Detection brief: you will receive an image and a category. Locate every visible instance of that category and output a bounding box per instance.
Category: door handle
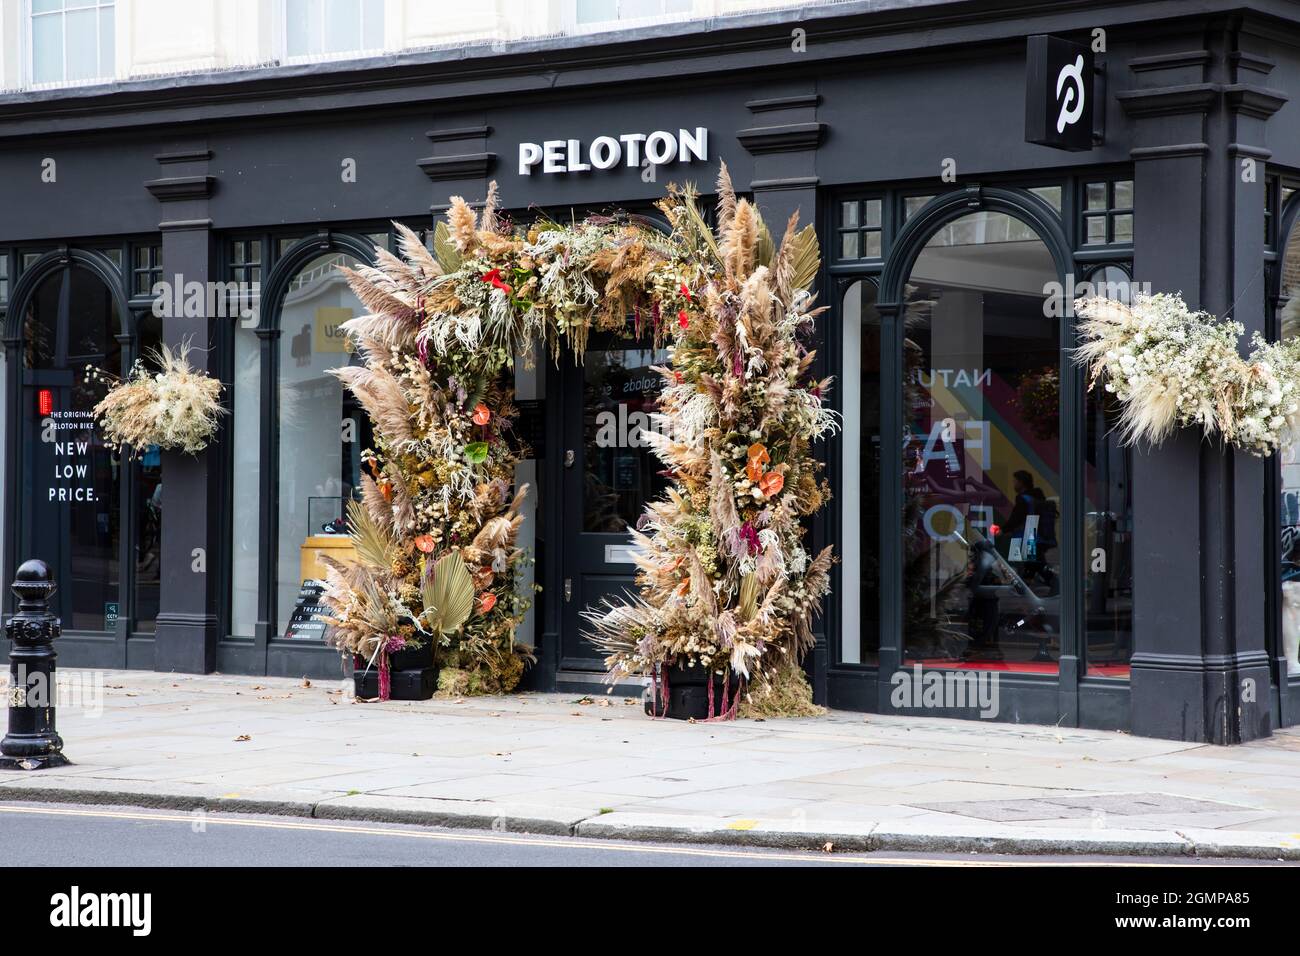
[564,578,572,602]
[564,449,575,468]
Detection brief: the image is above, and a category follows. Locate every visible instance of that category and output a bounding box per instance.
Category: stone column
[145,146,220,673]
[1119,24,1286,743]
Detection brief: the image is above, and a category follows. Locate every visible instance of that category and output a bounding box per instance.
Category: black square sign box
[1025,34,1094,152]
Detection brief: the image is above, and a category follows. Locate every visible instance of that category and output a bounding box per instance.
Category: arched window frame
[242,230,379,652]
[871,186,1077,695]
[2,247,140,640]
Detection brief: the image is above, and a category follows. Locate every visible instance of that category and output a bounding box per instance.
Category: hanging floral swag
[85,341,225,456]
[324,164,837,714]
[1075,293,1300,455]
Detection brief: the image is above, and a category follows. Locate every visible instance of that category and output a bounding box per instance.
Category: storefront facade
[1,0,1298,743]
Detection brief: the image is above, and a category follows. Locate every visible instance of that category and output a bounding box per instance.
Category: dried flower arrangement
[1075,293,1300,455]
[86,342,225,455]
[325,166,836,715]
[583,168,837,718]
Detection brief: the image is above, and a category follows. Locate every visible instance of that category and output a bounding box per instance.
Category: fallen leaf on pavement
[234,735,251,742]
[302,678,312,688]
[822,842,834,853]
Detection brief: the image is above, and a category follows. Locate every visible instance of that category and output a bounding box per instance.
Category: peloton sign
[518,127,709,175]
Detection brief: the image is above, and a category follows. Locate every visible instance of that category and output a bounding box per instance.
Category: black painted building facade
[1,0,1299,744]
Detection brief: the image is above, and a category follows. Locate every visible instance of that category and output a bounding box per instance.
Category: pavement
[2,669,1300,860]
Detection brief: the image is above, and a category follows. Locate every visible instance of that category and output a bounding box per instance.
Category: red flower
[478,592,497,615]
[414,534,435,553]
[679,283,692,301]
[678,309,689,329]
[481,269,513,295]
[472,403,491,426]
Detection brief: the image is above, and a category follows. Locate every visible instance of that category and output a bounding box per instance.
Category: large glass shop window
[21,267,122,631]
[840,280,882,664]
[276,252,368,635]
[1082,266,1134,676]
[901,211,1061,672]
[1279,219,1300,679]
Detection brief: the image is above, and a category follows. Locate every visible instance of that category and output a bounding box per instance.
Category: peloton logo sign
[519,127,709,175]
[1025,35,1094,152]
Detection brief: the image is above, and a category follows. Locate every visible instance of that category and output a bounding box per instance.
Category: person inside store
[1006,469,1058,594]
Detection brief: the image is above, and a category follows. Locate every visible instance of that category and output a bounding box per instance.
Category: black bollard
[1,559,69,770]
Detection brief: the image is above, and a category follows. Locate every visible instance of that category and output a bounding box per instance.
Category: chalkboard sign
[283,579,331,641]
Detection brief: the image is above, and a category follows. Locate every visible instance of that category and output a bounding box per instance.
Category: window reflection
[840,280,881,665]
[276,251,367,635]
[902,211,1061,672]
[1083,267,1134,676]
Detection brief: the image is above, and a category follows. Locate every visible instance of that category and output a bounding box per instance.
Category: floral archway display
[322,167,836,716]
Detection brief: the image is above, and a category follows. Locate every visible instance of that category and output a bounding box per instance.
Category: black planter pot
[353,642,437,700]
[645,662,733,720]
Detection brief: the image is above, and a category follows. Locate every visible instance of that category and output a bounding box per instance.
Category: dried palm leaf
[347,498,395,571]
[432,220,462,273]
[421,551,475,636]
[787,223,821,293]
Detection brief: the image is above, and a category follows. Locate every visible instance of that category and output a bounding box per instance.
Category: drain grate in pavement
[911,792,1249,822]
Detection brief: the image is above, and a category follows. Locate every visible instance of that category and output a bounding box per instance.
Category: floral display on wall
[1075,292,1300,455]
[322,168,837,715]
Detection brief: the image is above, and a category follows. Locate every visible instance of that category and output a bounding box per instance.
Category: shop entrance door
[559,334,671,672]
[16,263,132,636]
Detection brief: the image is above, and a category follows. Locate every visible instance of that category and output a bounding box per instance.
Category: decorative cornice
[1128,50,1211,73]
[1230,50,1275,76]
[1130,650,1272,673]
[155,148,213,164]
[1224,84,1287,119]
[417,151,495,181]
[1228,142,1272,160]
[145,174,215,201]
[749,175,820,190]
[158,217,214,232]
[424,125,490,142]
[746,93,820,113]
[1116,83,1219,117]
[1130,142,1210,160]
[736,121,825,155]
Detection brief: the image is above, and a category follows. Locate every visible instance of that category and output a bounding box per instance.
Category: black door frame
[2,246,141,667]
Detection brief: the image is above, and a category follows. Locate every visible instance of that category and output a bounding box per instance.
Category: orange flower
[746,458,765,483]
[758,471,784,498]
[413,534,435,553]
[472,403,491,426]
[478,592,497,615]
[747,443,769,466]
[378,480,393,502]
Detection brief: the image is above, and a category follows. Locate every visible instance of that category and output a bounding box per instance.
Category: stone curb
[3,783,1299,860]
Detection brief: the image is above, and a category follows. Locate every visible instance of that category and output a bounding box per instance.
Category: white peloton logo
[1055,54,1086,133]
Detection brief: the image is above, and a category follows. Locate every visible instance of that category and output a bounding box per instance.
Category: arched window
[274,249,371,634]
[900,210,1062,672]
[13,257,128,632]
[228,235,377,645]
